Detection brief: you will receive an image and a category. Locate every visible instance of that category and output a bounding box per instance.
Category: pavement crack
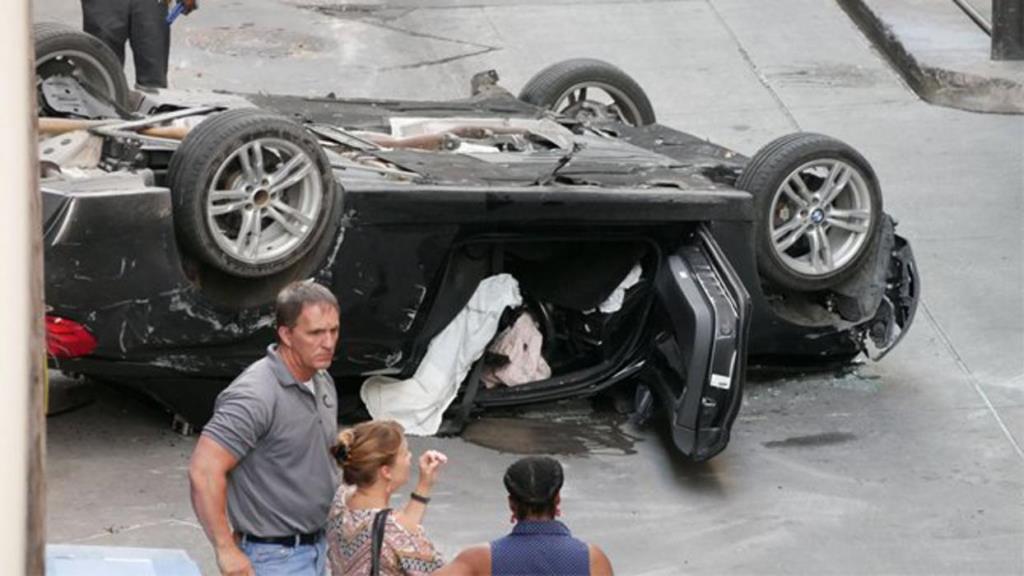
[705,0,801,132]
[381,46,500,70]
[920,300,1024,462]
[359,19,497,50]
[480,6,503,42]
[307,5,502,71]
[69,519,204,543]
[305,4,498,51]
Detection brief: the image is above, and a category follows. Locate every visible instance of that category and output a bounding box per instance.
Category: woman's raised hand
[417,450,448,489]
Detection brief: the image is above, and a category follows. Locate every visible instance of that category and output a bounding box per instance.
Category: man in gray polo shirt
[189,281,340,576]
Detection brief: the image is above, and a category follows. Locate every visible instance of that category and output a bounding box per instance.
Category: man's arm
[188,435,252,576]
[432,544,491,576]
[589,544,614,576]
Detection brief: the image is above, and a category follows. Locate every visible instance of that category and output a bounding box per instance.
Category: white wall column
[0,0,46,573]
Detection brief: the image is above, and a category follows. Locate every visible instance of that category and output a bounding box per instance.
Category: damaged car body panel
[41,64,918,461]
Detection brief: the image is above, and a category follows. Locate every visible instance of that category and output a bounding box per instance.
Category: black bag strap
[370,508,391,576]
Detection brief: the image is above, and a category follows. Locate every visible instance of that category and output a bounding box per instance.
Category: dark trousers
[82,0,170,88]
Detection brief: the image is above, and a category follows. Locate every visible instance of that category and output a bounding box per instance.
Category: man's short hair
[504,456,564,519]
[275,281,339,329]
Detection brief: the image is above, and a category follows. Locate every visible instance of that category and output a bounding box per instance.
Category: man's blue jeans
[240,536,327,576]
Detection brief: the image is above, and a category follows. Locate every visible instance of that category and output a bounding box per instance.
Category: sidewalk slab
[839,0,1024,113]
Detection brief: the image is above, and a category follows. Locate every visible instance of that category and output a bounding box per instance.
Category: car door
[651,225,751,461]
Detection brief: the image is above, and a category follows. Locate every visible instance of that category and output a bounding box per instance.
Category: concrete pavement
[34,0,1023,574]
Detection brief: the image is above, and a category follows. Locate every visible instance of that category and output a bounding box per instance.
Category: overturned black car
[38,24,917,461]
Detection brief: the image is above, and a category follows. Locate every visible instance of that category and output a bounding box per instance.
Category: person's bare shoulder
[433,544,491,576]
[589,543,613,576]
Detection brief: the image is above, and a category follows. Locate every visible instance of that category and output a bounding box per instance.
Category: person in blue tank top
[437,456,613,576]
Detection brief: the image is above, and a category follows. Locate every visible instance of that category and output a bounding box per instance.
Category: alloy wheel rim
[206,138,323,265]
[553,81,644,125]
[768,158,873,278]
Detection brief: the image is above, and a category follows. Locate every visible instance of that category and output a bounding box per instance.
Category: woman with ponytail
[326,420,448,575]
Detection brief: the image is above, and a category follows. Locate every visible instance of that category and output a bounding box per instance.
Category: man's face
[278,303,340,373]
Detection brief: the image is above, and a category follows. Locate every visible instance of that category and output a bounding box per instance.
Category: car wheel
[34,22,129,110]
[168,108,341,278]
[518,58,656,126]
[736,133,883,292]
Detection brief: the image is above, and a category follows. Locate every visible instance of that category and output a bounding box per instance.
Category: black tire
[34,22,129,109]
[519,58,656,126]
[167,108,341,278]
[736,133,883,292]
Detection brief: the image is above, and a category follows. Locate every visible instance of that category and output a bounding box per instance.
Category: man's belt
[238,529,324,547]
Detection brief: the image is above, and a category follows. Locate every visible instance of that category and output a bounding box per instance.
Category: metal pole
[992,0,1024,60]
[953,0,993,35]
[0,0,45,572]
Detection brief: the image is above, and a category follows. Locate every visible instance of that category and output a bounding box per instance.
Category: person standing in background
[81,0,196,90]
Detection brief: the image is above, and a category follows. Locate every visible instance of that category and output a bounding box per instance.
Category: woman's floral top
[326,486,445,576]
